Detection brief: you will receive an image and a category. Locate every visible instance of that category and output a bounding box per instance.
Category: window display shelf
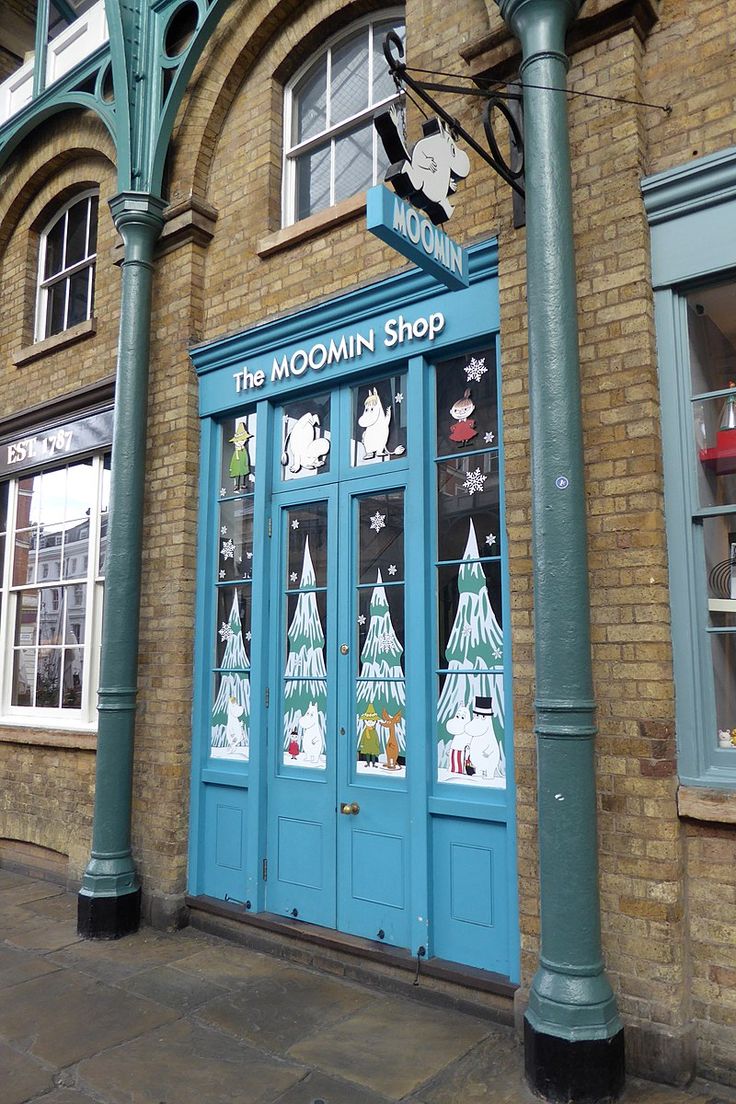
[709,598,736,613]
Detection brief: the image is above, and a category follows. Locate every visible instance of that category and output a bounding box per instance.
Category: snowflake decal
[369,511,386,533]
[465,356,488,383]
[387,564,397,576]
[463,468,486,495]
[246,551,253,559]
[358,614,366,626]
[218,622,233,642]
[219,570,226,580]
[378,633,395,650]
[245,631,252,642]
[220,488,227,497]
[484,431,495,445]
[290,572,298,583]
[394,393,404,404]
[492,647,502,659]
[461,625,473,640]
[485,533,497,548]
[291,519,300,530]
[221,539,236,560]
[220,525,228,536]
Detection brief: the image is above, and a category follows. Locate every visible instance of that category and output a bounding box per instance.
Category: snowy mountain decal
[211,593,250,760]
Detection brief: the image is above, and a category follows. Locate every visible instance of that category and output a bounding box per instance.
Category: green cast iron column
[77,192,165,939]
[494,0,625,1099]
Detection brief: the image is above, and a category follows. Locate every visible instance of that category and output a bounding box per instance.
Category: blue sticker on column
[555,476,569,489]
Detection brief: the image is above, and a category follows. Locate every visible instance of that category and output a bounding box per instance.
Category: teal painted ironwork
[494,0,622,1046]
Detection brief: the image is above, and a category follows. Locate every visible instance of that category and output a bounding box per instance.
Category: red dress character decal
[449,389,478,447]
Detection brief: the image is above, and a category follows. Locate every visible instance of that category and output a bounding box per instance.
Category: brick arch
[166,0,403,204]
[0,113,115,261]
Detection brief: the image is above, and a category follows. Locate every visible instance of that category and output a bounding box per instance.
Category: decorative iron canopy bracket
[383,32,525,224]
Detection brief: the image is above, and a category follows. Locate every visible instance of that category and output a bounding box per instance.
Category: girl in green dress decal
[358,702,381,767]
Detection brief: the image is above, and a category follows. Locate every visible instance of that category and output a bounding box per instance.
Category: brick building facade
[1,0,735,1091]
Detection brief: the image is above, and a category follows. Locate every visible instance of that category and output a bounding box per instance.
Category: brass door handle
[340,802,360,815]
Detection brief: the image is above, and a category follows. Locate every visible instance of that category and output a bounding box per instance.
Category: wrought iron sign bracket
[383,32,526,227]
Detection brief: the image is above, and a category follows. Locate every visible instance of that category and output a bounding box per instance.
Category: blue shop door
[265,469,412,950]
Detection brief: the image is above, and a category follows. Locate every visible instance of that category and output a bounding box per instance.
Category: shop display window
[0,452,108,721]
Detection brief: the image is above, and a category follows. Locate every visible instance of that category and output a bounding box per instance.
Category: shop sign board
[367,185,469,291]
[0,408,114,478]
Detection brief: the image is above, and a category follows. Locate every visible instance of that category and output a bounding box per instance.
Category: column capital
[495,0,583,61]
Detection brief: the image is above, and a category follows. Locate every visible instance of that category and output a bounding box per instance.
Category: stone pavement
[1,869,735,1104]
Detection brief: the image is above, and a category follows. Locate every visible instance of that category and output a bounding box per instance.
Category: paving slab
[197,964,376,1055]
[47,926,207,982]
[0,879,65,906]
[288,993,493,1099]
[25,891,78,922]
[77,1017,306,1104]
[28,1093,98,1104]
[0,1041,55,1104]
[0,870,34,890]
[0,967,179,1066]
[119,961,228,1011]
[169,942,298,988]
[4,917,82,953]
[272,1068,394,1104]
[408,1026,524,1103]
[0,943,61,990]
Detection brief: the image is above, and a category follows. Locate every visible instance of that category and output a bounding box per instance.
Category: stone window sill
[0,724,96,752]
[257,194,367,258]
[13,318,97,368]
[677,785,736,825]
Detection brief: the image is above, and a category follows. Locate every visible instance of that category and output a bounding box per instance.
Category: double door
[266,466,418,948]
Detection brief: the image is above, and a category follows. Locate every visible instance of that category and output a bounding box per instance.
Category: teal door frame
[188,239,520,980]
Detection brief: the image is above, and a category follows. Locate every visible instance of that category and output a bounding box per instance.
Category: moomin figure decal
[211,594,250,760]
[437,520,505,787]
[358,388,406,462]
[282,411,330,476]
[282,536,327,770]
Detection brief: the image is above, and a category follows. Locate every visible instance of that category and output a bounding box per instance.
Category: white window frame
[282,10,405,228]
[0,453,108,730]
[35,189,99,342]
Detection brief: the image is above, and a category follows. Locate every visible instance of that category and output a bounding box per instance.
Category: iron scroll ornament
[381,30,525,204]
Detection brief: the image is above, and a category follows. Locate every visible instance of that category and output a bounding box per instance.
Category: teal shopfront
[188,239,519,982]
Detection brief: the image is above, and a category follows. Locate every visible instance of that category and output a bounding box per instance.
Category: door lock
[340,802,360,815]
[340,643,349,655]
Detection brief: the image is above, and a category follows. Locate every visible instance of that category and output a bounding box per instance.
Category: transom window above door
[282,11,405,226]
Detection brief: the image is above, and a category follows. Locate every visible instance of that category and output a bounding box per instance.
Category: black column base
[77,887,141,940]
[525,1017,625,1103]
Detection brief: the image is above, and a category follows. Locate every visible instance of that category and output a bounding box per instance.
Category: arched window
[283,12,405,226]
[35,190,99,341]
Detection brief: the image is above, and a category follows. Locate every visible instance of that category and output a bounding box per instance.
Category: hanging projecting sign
[367,110,470,290]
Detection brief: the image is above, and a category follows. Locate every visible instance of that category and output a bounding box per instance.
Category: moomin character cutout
[225,695,247,750]
[449,389,478,447]
[358,388,406,460]
[282,412,330,474]
[229,421,252,491]
[446,703,472,775]
[375,107,471,224]
[466,696,503,780]
[299,700,325,763]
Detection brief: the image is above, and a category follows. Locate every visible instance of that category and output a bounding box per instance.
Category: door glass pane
[437,672,506,787]
[437,558,503,673]
[330,29,368,125]
[220,413,257,494]
[212,588,251,760]
[436,346,497,457]
[351,374,407,466]
[358,492,403,583]
[356,681,406,775]
[281,394,331,480]
[287,503,328,587]
[283,679,327,769]
[333,121,373,204]
[437,459,500,563]
[219,497,254,582]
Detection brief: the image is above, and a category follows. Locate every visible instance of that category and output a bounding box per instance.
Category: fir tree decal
[437,520,505,786]
[211,593,250,759]
[283,536,327,768]
[356,570,406,774]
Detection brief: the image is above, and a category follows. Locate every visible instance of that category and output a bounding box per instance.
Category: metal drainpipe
[493,1,625,1100]
[77,192,165,939]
